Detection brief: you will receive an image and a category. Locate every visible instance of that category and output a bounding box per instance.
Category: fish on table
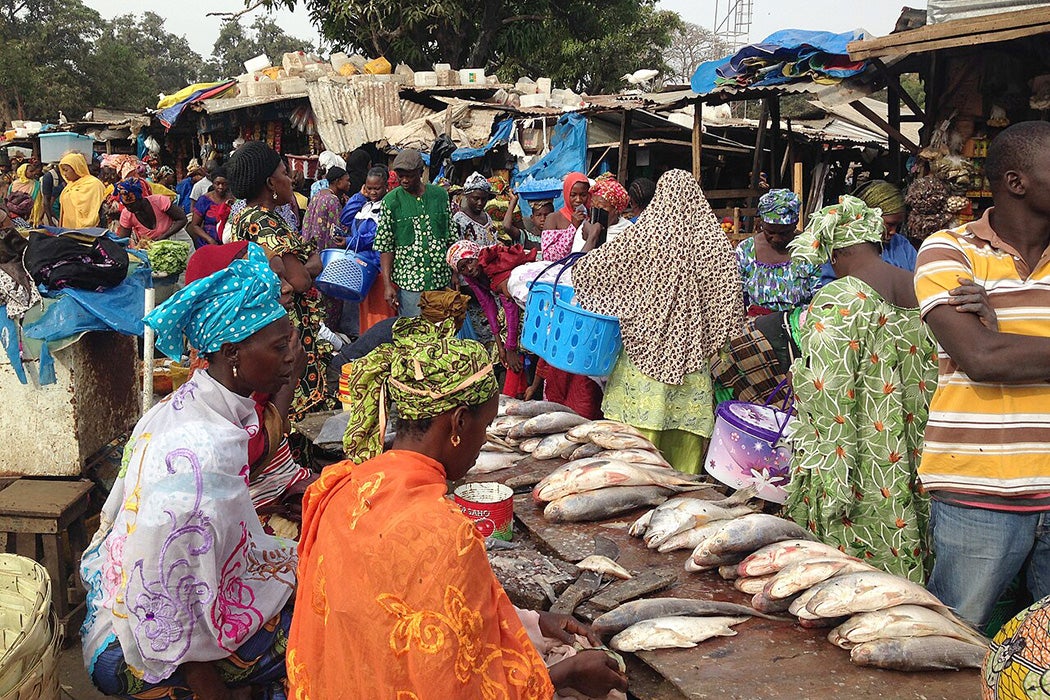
[736,539,854,578]
[828,604,988,649]
[508,412,588,439]
[693,514,814,565]
[609,615,752,652]
[849,635,987,671]
[543,485,675,522]
[589,431,660,451]
[576,555,632,580]
[506,400,577,417]
[470,452,522,474]
[591,597,774,638]
[567,420,646,443]
[534,461,710,503]
[532,433,575,460]
[800,570,951,620]
[763,557,875,601]
[643,491,757,549]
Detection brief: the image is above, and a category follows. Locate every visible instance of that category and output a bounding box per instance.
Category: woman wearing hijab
[453,172,500,246]
[58,153,106,228]
[80,243,297,699]
[573,170,745,474]
[115,178,190,245]
[289,317,628,699]
[820,180,917,284]
[542,172,592,260]
[784,195,937,583]
[737,189,823,316]
[6,162,46,225]
[572,176,632,251]
[228,141,334,421]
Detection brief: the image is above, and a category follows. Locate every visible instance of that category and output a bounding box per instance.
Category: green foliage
[205,16,313,80]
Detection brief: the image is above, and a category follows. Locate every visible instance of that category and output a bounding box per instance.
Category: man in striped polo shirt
[914,121,1050,627]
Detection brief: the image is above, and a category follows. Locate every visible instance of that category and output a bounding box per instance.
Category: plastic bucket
[704,400,796,503]
[315,248,379,302]
[454,482,514,540]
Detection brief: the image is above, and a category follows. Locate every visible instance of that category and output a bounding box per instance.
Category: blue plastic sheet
[452,119,515,162]
[512,113,589,213]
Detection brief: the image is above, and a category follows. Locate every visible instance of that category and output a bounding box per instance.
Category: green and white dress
[784,276,936,582]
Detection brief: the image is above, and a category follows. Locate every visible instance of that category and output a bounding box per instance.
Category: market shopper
[542,172,591,260]
[626,177,656,221]
[452,171,500,246]
[40,163,64,224]
[188,159,217,211]
[915,121,1050,627]
[186,167,231,247]
[302,165,350,250]
[784,195,936,583]
[820,179,917,283]
[289,317,628,698]
[6,162,45,226]
[573,169,745,473]
[57,152,106,228]
[227,140,334,421]
[737,189,823,315]
[341,166,393,334]
[375,148,453,317]
[573,176,633,250]
[80,243,297,699]
[114,178,190,244]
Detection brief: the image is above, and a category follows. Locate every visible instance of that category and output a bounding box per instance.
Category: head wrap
[591,177,630,215]
[325,166,347,184]
[59,153,91,184]
[227,141,284,200]
[185,241,249,284]
[187,158,201,173]
[318,150,346,173]
[144,242,287,359]
[572,169,744,385]
[853,180,904,216]
[559,172,590,221]
[462,172,494,196]
[789,195,885,265]
[341,317,498,462]
[114,178,144,200]
[488,175,510,196]
[419,290,470,327]
[59,153,106,228]
[757,189,801,225]
[446,239,482,270]
[478,244,538,291]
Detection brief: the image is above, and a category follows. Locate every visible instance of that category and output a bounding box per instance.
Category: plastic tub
[315,248,380,302]
[243,54,270,73]
[454,482,513,540]
[38,133,94,163]
[705,400,796,503]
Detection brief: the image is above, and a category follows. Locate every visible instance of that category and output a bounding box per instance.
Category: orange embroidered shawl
[287,450,554,699]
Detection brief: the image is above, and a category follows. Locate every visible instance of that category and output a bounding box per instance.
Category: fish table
[465,458,982,700]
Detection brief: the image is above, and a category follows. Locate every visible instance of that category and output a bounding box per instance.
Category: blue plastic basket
[315,246,379,302]
[520,254,622,376]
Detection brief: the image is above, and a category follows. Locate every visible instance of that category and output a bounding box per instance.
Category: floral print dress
[736,236,824,312]
[233,206,335,419]
[785,276,936,582]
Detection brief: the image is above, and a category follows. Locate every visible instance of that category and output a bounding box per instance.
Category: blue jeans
[926,500,1050,628]
[398,289,422,318]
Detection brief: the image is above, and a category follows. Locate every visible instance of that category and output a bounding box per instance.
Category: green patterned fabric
[789,194,885,266]
[784,276,937,582]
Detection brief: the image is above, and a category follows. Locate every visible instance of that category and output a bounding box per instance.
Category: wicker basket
[0,555,58,700]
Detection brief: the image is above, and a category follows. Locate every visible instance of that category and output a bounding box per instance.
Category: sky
[81,0,923,59]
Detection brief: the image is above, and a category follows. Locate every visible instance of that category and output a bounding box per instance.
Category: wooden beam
[868,24,1050,60]
[617,110,631,183]
[848,6,1050,59]
[888,88,902,182]
[692,103,702,181]
[871,58,926,123]
[793,161,805,229]
[849,99,920,154]
[705,188,764,200]
[749,101,769,205]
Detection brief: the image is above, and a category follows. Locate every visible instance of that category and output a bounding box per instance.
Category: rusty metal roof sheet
[307,80,405,153]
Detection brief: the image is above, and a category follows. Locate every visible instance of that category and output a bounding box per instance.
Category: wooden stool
[0,479,94,635]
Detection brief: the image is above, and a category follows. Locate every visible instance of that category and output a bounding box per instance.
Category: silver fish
[686,539,746,572]
[804,571,947,619]
[628,509,654,537]
[533,433,575,460]
[543,486,674,522]
[645,491,757,549]
[592,598,772,638]
[506,400,577,417]
[610,616,750,652]
[567,420,645,443]
[482,442,518,454]
[701,514,815,560]
[849,636,987,671]
[737,539,852,578]
[656,521,727,553]
[487,415,527,437]
[518,437,544,454]
[590,431,659,451]
[534,461,709,503]
[735,575,774,595]
[569,443,604,460]
[470,452,521,474]
[829,605,987,648]
[593,449,671,469]
[576,555,632,580]
[498,395,524,415]
[764,558,875,601]
[509,412,589,439]
[752,590,799,614]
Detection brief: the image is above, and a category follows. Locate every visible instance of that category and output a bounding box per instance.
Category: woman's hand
[949,276,998,331]
[329,234,347,249]
[570,206,587,229]
[548,650,628,697]
[504,348,524,374]
[537,610,600,646]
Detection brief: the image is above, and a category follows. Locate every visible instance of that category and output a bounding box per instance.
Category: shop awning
[848,6,1050,60]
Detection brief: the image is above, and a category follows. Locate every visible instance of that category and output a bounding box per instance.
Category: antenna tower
[713,0,753,51]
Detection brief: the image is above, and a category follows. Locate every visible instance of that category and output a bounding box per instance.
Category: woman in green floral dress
[226,141,335,421]
[785,195,937,582]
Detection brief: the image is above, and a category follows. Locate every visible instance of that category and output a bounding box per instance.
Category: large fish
[470,452,521,474]
[828,605,988,649]
[569,443,604,461]
[593,449,671,469]
[610,616,751,652]
[737,539,852,578]
[506,400,577,417]
[699,514,815,562]
[734,575,774,595]
[656,521,727,553]
[534,461,709,503]
[567,420,645,443]
[532,433,576,460]
[518,437,544,454]
[644,490,757,549]
[849,636,987,671]
[752,590,799,614]
[763,558,875,601]
[498,396,523,416]
[508,412,589,439]
[590,431,659,451]
[482,442,518,454]
[628,509,654,537]
[803,571,948,619]
[685,539,745,572]
[592,598,772,638]
[487,415,527,437]
[543,486,673,522]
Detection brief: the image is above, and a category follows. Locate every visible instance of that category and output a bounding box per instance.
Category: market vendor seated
[289,318,629,699]
[115,178,190,246]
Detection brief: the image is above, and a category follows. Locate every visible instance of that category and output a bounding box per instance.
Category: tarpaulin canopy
[451,118,514,161]
[511,112,588,212]
[156,81,237,129]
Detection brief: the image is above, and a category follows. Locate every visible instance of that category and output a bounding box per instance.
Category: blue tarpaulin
[691,29,868,95]
[452,118,515,162]
[512,113,588,213]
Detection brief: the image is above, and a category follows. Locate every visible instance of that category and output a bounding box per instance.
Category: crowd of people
[0,118,1045,698]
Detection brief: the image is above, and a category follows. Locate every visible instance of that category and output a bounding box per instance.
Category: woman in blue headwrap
[80,242,298,699]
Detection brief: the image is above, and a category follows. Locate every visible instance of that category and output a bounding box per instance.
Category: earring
[272,191,278,201]
[830,253,838,265]
[451,435,461,447]
[232,365,239,378]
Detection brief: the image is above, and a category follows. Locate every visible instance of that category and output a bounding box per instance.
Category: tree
[102,13,205,95]
[206,16,313,79]
[665,22,730,85]
[261,0,683,94]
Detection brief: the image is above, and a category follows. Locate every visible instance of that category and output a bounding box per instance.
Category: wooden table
[464,457,981,700]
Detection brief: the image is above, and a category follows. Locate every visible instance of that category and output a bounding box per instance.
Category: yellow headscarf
[58,153,106,228]
[8,165,46,225]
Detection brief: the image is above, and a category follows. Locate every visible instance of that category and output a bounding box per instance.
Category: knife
[550,535,620,615]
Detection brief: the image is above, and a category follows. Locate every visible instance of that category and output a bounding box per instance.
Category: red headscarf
[558,172,590,222]
[185,241,249,284]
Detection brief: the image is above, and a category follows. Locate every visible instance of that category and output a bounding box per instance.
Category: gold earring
[232,365,239,378]
[451,435,461,447]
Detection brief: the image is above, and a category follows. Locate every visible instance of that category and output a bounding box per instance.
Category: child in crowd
[502,194,553,251]
[340,166,393,335]
[452,172,500,246]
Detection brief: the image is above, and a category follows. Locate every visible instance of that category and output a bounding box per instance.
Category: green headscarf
[789,195,885,266]
[853,180,905,216]
[342,317,498,462]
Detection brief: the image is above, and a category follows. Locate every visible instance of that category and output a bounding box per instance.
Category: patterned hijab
[757,189,801,225]
[789,194,885,265]
[342,317,498,462]
[591,176,630,215]
[572,169,744,385]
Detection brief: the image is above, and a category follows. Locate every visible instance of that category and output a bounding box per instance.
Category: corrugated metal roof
[201,92,308,115]
[307,80,406,153]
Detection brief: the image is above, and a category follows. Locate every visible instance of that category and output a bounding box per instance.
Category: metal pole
[141,285,155,415]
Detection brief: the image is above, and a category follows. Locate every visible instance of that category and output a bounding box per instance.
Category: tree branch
[501,14,548,25]
[206,0,266,20]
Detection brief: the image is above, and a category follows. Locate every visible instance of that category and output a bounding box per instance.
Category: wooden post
[617,109,632,183]
[793,161,805,229]
[692,101,703,181]
[768,97,781,188]
[888,88,902,182]
[749,101,769,206]
[733,207,740,236]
